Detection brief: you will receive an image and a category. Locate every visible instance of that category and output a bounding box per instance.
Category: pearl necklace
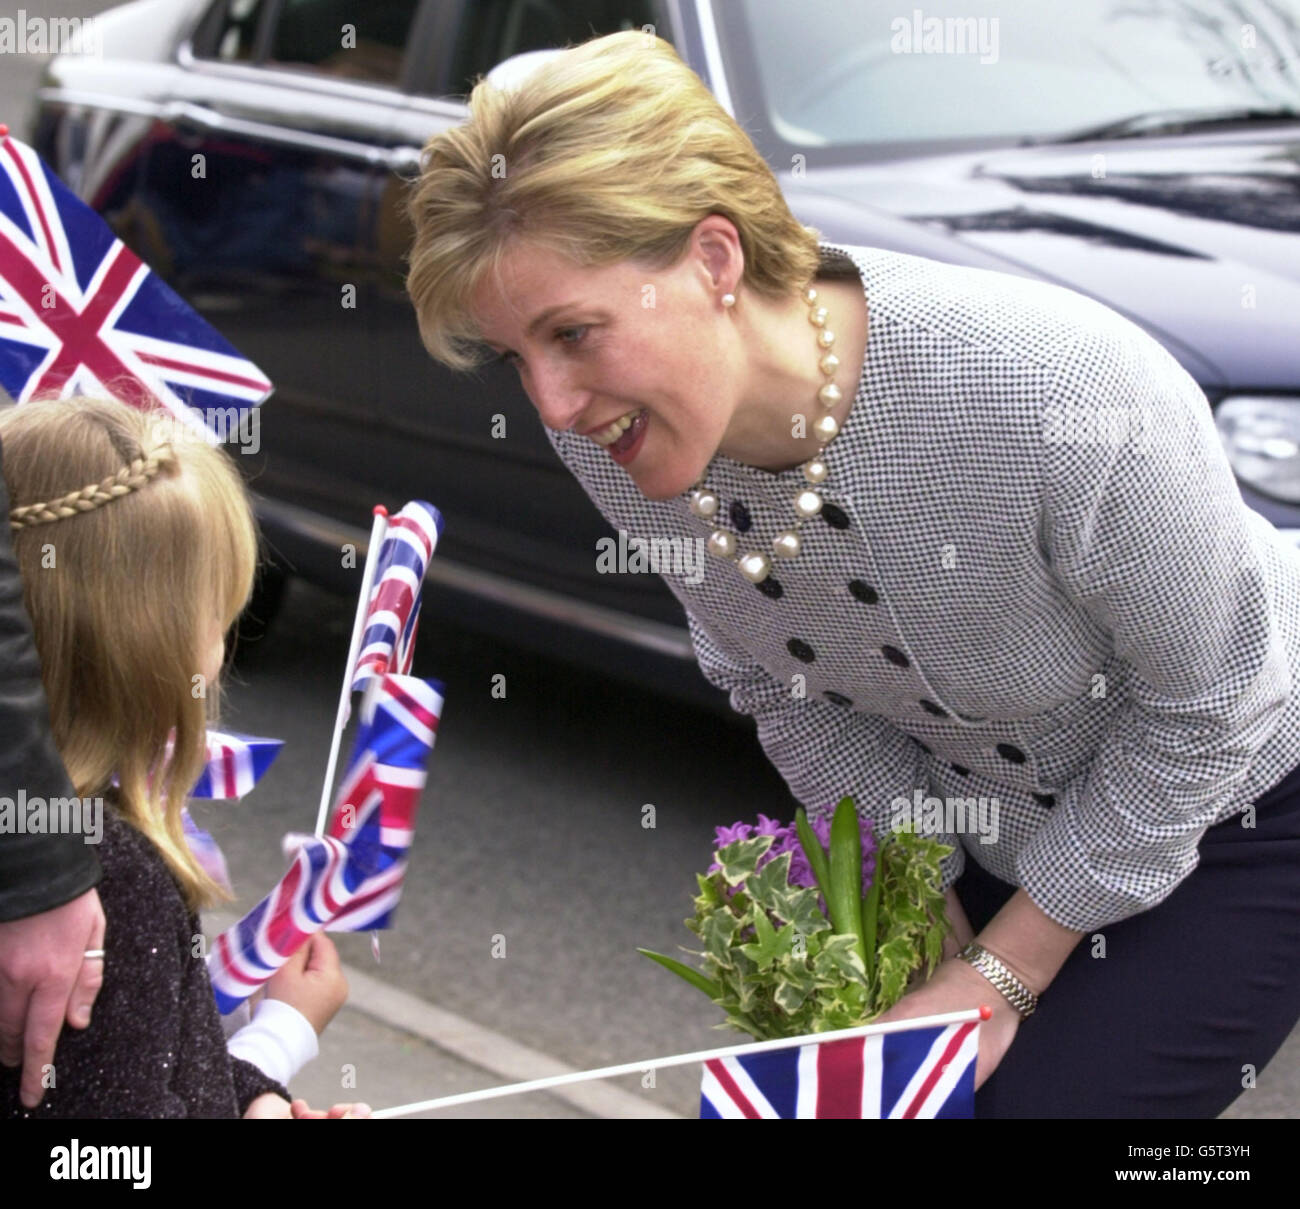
[687,283,845,586]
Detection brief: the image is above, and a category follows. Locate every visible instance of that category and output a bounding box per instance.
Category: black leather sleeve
[0,437,101,922]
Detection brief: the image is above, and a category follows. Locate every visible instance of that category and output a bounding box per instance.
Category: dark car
[28,0,1300,703]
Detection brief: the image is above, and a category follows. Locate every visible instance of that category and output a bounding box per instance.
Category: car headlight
[1214,396,1300,504]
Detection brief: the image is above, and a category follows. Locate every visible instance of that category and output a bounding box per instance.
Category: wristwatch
[957,941,1039,1020]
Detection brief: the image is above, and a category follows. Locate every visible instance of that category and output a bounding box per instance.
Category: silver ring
[83,949,105,959]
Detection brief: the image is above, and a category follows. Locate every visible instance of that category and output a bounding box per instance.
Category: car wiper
[1020,105,1300,146]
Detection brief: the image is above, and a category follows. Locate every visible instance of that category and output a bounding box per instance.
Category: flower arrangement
[639,797,953,1040]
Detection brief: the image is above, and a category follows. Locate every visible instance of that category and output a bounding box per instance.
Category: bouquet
[640,796,953,1040]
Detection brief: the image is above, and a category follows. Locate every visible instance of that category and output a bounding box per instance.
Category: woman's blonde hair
[405,29,822,372]
[0,393,258,910]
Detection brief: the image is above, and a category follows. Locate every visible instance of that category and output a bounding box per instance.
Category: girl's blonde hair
[0,394,258,910]
[405,29,822,372]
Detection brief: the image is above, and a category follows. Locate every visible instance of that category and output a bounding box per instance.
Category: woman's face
[469,235,741,501]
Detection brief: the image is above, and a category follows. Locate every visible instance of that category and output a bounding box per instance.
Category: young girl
[0,393,362,1119]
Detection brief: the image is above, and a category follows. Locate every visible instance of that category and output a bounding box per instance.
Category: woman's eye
[556,326,587,347]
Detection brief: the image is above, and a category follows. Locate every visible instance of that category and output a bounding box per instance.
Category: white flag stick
[314,505,390,838]
[369,1006,988,1118]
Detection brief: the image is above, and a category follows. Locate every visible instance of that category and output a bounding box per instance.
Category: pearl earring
[721,292,736,308]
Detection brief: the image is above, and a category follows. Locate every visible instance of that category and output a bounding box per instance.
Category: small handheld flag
[189,730,283,799]
[207,674,442,1013]
[0,126,271,434]
[350,500,443,692]
[315,499,443,837]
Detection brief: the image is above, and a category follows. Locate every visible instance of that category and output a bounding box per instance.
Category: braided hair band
[9,444,179,531]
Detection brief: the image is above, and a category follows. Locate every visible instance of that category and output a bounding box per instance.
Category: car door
[124,0,432,533]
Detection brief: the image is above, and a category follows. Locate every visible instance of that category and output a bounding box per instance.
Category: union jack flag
[207,674,442,1014]
[350,501,443,692]
[0,128,271,434]
[700,1019,979,1118]
[190,730,283,799]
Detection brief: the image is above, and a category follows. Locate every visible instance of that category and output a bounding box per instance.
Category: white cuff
[226,998,320,1087]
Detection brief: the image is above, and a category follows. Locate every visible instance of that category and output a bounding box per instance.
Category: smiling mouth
[588,408,644,447]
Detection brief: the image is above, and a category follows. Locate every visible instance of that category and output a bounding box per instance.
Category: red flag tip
[979,1004,993,1020]
[372,504,389,517]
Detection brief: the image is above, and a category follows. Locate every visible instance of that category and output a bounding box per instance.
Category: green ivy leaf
[716,836,774,887]
[739,907,795,972]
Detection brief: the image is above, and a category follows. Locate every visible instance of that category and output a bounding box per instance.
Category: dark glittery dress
[1,795,289,1118]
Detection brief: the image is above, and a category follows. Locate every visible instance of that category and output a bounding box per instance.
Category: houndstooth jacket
[545,241,1300,933]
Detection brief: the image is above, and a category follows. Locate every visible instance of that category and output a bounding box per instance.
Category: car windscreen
[716,0,1300,160]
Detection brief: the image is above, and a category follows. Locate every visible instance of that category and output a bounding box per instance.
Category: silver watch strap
[957,941,1039,1019]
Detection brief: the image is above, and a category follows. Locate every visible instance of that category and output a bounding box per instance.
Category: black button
[881,645,909,668]
[848,579,878,604]
[755,577,783,599]
[951,764,970,776]
[824,691,853,707]
[787,638,816,663]
[996,743,1027,764]
[1032,793,1056,808]
[729,500,752,533]
[821,503,850,530]
[919,699,948,717]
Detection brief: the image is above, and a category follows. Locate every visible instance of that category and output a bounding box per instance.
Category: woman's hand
[940,886,976,961]
[264,933,347,1035]
[875,957,1019,1090]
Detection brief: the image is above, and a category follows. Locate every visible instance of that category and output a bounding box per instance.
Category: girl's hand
[264,933,348,1035]
[875,957,1019,1090]
[940,886,976,961]
[289,1097,371,1119]
[243,1093,294,1119]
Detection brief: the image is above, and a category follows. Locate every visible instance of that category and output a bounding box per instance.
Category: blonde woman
[405,31,1300,1118]
[0,396,359,1119]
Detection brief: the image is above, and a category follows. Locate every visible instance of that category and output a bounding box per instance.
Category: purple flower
[708,811,876,898]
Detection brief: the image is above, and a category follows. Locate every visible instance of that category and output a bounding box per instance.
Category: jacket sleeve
[1016,322,1292,932]
[683,606,966,890]
[0,442,101,922]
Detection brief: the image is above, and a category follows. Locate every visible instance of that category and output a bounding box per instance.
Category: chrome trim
[36,87,167,121]
[253,494,696,661]
[38,87,415,171]
[695,0,734,116]
[176,36,423,108]
[177,35,468,119]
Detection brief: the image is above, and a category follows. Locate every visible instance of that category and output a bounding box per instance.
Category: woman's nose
[523,360,589,433]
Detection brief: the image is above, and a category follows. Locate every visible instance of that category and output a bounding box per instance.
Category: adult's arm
[0,438,101,919]
[0,440,104,1105]
[1016,320,1292,937]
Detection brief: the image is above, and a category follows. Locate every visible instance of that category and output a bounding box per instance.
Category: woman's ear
[690,214,744,295]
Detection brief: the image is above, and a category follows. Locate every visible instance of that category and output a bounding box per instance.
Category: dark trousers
[957,759,1300,1118]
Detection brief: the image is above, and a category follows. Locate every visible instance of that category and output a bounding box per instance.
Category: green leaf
[861,846,882,982]
[745,852,794,915]
[775,977,814,1015]
[739,907,795,972]
[828,797,867,967]
[636,948,721,1000]
[716,836,774,887]
[699,910,739,966]
[795,808,833,901]
[772,885,832,937]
